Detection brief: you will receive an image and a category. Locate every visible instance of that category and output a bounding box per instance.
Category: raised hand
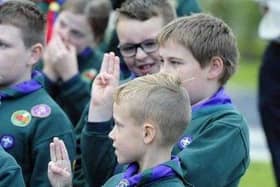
[48,137,72,187]
[44,34,78,82]
[88,52,120,122]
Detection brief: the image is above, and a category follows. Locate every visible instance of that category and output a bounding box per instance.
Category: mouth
[137,63,155,74]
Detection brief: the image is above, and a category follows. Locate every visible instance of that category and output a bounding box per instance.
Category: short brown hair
[0,0,45,48]
[157,13,239,85]
[62,0,112,44]
[114,73,191,147]
[117,0,176,25]
[85,0,112,44]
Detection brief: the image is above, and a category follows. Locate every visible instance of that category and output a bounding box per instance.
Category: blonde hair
[114,73,191,146]
[157,13,239,85]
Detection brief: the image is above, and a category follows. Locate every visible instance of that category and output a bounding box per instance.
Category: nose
[108,126,116,140]
[57,27,70,42]
[135,46,148,60]
[160,61,171,73]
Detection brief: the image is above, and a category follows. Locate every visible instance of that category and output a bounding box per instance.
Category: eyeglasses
[118,39,159,57]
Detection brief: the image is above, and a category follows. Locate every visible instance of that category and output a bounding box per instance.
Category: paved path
[228,87,271,161]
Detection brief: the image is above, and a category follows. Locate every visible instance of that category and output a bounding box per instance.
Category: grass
[227,58,261,90]
[240,161,276,187]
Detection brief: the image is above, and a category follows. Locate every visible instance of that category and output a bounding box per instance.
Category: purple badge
[31,104,51,118]
[0,135,15,150]
[178,136,193,150]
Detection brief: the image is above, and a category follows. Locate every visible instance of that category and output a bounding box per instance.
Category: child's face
[53,11,94,53]
[109,103,145,164]
[117,16,163,76]
[0,24,31,89]
[159,40,210,105]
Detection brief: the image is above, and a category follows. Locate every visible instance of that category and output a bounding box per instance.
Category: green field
[227,58,261,90]
[240,161,276,187]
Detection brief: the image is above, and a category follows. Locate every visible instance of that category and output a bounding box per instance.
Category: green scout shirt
[80,102,249,187]
[0,72,76,187]
[103,158,191,187]
[43,47,103,125]
[0,146,25,187]
[173,104,250,187]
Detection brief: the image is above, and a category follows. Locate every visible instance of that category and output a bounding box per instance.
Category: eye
[0,42,9,49]
[70,30,85,38]
[170,60,181,65]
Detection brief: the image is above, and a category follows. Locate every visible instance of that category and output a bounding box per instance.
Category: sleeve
[81,120,117,187]
[176,0,201,17]
[30,108,76,187]
[0,150,26,187]
[176,114,250,187]
[57,74,92,125]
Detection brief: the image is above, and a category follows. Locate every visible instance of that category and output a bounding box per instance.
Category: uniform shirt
[0,146,25,187]
[0,71,76,187]
[80,87,249,187]
[43,47,103,125]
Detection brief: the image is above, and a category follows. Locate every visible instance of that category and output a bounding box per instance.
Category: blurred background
[197,0,274,186]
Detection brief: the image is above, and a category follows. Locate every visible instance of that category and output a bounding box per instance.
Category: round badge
[11,110,32,127]
[117,179,130,187]
[0,135,15,150]
[31,104,51,118]
[82,69,97,82]
[178,136,193,150]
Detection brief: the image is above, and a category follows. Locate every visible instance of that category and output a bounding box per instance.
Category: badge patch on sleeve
[31,104,51,118]
[82,69,97,82]
[178,136,193,150]
[0,135,15,150]
[11,110,32,127]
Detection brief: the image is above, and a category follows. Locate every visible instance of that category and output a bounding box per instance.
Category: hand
[88,52,120,122]
[46,35,79,81]
[48,137,72,187]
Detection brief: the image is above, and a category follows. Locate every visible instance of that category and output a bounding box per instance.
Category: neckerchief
[0,71,43,100]
[191,87,232,112]
[116,156,179,187]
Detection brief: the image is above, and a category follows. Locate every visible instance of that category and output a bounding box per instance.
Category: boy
[48,71,193,187]
[73,0,177,186]
[0,146,25,186]
[81,13,250,187]
[42,0,107,124]
[0,1,75,186]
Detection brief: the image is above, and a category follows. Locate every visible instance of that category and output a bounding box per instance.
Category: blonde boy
[48,72,192,187]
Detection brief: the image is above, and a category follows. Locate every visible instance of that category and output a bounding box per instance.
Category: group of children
[0,0,249,187]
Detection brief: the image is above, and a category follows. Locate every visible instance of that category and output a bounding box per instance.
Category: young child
[48,70,192,187]
[72,0,177,186]
[80,13,250,187]
[0,146,25,186]
[42,0,108,124]
[0,1,75,186]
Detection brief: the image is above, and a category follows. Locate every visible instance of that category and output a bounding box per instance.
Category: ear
[207,56,224,80]
[27,43,43,66]
[142,123,156,144]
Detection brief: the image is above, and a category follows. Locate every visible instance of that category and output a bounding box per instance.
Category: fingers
[113,56,120,80]
[50,142,56,162]
[54,137,62,161]
[100,52,120,76]
[59,139,70,161]
[100,53,109,73]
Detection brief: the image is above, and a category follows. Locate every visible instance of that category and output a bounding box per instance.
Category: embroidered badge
[31,104,51,118]
[0,135,15,150]
[11,110,32,127]
[82,69,97,82]
[178,136,193,150]
[117,179,130,187]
